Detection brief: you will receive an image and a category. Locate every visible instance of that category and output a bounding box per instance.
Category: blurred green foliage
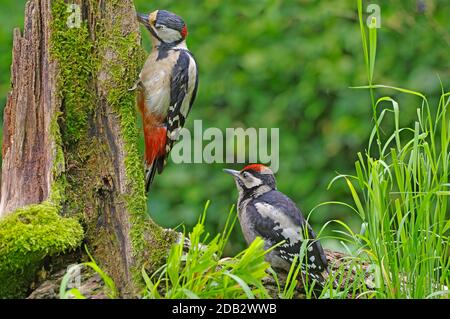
[1,0,449,254]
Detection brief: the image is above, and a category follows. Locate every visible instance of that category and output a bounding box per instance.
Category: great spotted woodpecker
[224,164,330,286]
[136,10,198,192]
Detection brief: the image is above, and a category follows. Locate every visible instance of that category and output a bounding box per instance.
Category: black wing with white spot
[305,223,329,272]
[248,190,329,281]
[159,49,198,173]
[246,202,287,245]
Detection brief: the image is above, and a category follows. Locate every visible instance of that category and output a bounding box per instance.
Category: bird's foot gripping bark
[128,78,143,91]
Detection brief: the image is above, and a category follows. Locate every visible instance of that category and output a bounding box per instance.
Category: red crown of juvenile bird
[241,164,272,174]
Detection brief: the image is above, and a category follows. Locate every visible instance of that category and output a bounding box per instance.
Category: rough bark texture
[0,0,58,216]
[0,0,173,298]
[27,265,108,299]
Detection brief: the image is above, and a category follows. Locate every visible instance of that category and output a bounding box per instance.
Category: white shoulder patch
[179,53,197,117]
[254,202,303,244]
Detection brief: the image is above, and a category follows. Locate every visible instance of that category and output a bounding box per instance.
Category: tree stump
[0,0,58,216]
[0,0,174,298]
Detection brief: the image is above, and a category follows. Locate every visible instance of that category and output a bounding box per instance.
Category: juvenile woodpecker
[224,164,330,286]
[136,10,198,192]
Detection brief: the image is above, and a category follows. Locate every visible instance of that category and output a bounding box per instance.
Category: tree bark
[0,0,173,298]
[0,0,58,216]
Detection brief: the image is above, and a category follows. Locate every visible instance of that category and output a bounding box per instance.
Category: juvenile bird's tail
[309,268,338,292]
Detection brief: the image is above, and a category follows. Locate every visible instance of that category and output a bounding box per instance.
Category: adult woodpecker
[224,164,330,286]
[136,10,198,192]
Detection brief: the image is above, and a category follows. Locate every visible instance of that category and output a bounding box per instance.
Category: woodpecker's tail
[145,161,158,193]
[305,269,325,287]
[145,157,166,193]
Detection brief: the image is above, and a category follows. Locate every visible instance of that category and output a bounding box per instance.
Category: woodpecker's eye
[155,24,166,30]
[242,172,250,179]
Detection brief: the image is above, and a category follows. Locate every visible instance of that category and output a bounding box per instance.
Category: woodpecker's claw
[128,79,142,91]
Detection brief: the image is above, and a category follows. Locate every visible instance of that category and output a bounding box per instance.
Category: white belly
[139,49,180,117]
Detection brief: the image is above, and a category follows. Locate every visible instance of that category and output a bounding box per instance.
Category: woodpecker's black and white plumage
[136,10,198,192]
[224,164,330,286]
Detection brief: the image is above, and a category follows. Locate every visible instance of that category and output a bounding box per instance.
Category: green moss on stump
[50,0,97,220]
[51,0,95,146]
[0,203,83,298]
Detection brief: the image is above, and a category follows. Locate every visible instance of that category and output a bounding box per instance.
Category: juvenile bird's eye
[242,172,249,178]
[155,24,165,30]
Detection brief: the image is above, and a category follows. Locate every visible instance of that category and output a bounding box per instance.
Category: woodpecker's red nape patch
[242,164,268,173]
[181,24,188,38]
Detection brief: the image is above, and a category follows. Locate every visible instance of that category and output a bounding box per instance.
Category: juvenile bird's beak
[137,13,151,28]
[223,169,240,178]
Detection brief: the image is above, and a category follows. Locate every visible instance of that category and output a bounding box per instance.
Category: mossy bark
[0,0,175,298]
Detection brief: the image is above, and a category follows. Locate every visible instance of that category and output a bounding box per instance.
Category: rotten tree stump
[0,0,173,298]
[0,0,58,216]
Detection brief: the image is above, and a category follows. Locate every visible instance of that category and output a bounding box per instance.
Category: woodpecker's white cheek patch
[242,176,263,189]
[157,27,182,43]
[254,202,303,244]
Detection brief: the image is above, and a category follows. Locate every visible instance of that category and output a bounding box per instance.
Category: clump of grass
[309,0,450,299]
[141,202,272,299]
[58,203,276,299]
[320,86,450,299]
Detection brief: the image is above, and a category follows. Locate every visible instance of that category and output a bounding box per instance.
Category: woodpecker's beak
[223,169,240,178]
[137,13,151,28]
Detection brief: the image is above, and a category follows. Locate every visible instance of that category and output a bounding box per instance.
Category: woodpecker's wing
[159,49,198,172]
[249,190,328,275]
